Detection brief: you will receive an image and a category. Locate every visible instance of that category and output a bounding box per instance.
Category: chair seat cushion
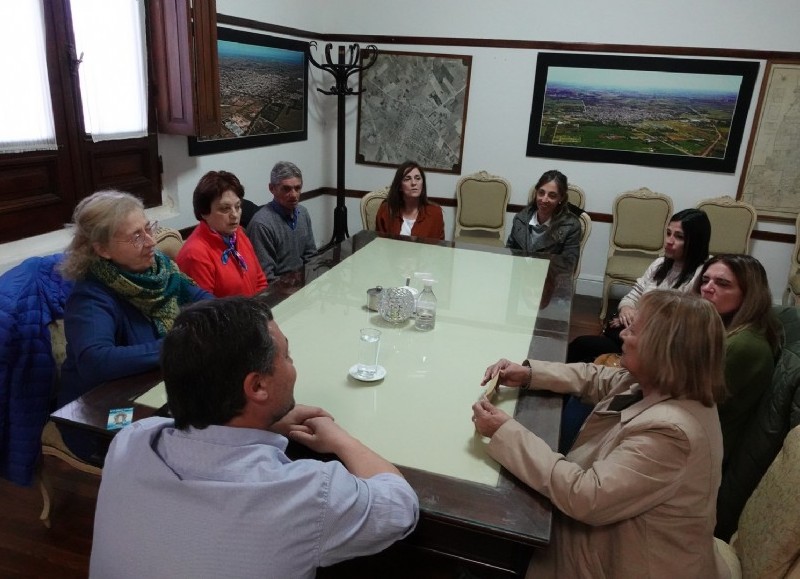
[605,254,655,283]
[735,425,800,579]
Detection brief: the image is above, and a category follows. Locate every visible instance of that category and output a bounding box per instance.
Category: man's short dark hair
[161,297,276,429]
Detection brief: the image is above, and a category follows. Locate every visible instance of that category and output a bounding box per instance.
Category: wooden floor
[0,295,603,579]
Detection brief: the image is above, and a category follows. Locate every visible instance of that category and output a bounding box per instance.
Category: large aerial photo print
[212,40,305,139]
[527,53,759,172]
[540,68,742,159]
[189,27,308,156]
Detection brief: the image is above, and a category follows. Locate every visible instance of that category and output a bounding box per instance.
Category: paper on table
[133,381,167,409]
[481,373,500,400]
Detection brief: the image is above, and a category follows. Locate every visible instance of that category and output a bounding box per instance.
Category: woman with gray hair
[473,290,728,578]
[58,190,212,463]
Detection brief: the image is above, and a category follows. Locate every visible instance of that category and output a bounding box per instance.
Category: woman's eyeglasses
[115,221,158,249]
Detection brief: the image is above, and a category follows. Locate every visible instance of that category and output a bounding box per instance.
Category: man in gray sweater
[247,161,317,282]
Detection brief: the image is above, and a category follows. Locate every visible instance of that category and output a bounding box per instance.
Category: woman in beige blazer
[473,290,730,579]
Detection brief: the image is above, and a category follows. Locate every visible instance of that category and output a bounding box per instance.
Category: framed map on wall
[738,60,800,220]
[356,50,472,174]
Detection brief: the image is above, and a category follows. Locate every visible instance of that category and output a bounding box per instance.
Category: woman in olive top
[695,253,781,467]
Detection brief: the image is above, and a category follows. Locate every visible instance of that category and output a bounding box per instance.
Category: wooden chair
[599,188,673,321]
[715,424,800,579]
[38,319,102,528]
[360,186,390,231]
[454,170,511,247]
[696,195,757,255]
[574,211,592,292]
[153,226,184,260]
[39,420,102,528]
[784,212,800,305]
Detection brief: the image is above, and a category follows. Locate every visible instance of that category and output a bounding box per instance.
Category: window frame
[0,0,160,244]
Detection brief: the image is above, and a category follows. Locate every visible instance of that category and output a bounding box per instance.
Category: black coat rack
[308,42,378,251]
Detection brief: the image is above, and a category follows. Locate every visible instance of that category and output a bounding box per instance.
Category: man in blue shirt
[247,161,317,282]
[90,297,419,579]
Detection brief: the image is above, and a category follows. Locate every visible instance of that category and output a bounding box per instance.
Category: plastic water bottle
[415,280,437,331]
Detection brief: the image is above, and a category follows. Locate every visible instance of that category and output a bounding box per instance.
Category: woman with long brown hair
[375,161,444,239]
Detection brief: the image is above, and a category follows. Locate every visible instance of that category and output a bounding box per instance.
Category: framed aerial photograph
[188,27,308,156]
[356,50,472,174]
[737,60,800,221]
[526,52,760,173]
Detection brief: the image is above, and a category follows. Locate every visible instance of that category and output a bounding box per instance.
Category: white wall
[212,0,800,302]
[4,0,798,302]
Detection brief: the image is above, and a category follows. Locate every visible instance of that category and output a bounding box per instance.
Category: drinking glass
[356,328,381,379]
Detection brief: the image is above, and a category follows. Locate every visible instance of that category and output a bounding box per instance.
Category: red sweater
[375,202,445,240]
[176,221,267,297]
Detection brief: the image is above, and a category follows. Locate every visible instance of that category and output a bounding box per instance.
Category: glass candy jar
[378,287,415,323]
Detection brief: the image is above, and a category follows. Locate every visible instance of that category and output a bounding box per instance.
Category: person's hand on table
[286,416,354,455]
[472,397,512,438]
[288,416,402,478]
[270,404,332,437]
[481,358,529,389]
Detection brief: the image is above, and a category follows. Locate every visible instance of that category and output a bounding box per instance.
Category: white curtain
[0,1,58,153]
[70,0,148,141]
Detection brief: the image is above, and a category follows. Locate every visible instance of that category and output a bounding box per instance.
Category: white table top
[273,237,549,486]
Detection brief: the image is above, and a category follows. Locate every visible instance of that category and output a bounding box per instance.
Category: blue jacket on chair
[0,254,73,486]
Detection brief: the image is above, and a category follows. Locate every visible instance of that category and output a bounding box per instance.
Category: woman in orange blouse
[376,161,445,240]
[176,170,267,297]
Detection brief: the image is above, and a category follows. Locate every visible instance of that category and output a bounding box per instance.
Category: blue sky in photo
[218,40,304,65]
[547,66,742,95]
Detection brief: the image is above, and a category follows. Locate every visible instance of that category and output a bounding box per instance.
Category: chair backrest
[240,198,262,229]
[454,170,510,240]
[528,182,586,210]
[567,184,586,210]
[608,188,673,256]
[732,423,800,579]
[792,212,800,280]
[575,212,592,287]
[154,226,184,260]
[696,195,757,255]
[360,186,390,231]
[784,213,800,305]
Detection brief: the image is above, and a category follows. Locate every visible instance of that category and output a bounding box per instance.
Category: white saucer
[348,364,387,382]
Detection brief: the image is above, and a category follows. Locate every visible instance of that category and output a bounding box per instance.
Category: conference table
[51,230,574,577]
